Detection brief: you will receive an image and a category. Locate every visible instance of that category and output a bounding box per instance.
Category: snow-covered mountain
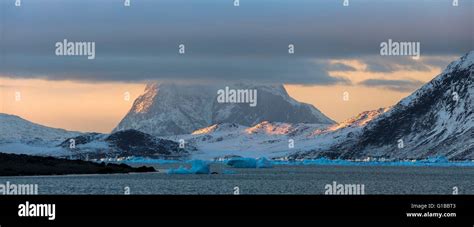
[170,111,384,160]
[0,113,82,155]
[58,129,193,159]
[113,82,335,136]
[0,113,192,159]
[172,122,324,159]
[0,113,81,145]
[292,51,474,160]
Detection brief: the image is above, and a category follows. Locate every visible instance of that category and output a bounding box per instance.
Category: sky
[0,0,473,132]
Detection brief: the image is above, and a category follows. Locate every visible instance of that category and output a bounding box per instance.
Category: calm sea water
[1,164,474,194]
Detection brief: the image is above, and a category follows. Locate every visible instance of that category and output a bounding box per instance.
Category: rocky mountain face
[113,83,334,136]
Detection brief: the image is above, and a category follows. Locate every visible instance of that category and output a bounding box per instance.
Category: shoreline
[0,153,156,177]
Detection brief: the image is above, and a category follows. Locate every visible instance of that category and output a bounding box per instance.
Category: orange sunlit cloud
[1,77,145,133]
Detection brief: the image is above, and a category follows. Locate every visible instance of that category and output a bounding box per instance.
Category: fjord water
[2,164,474,194]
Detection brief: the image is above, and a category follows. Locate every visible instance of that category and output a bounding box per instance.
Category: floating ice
[420,156,449,163]
[124,156,180,164]
[167,160,210,174]
[256,157,274,168]
[225,157,274,168]
[128,155,473,170]
[225,158,257,168]
[271,156,474,167]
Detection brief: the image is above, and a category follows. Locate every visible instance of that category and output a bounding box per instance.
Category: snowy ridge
[245,121,294,135]
[191,123,245,135]
[0,113,82,156]
[0,113,81,145]
[324,107,390,132]
[168,121,338,160]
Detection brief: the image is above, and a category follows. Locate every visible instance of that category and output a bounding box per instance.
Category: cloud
[360,55,459,73]
[325,63,357,72]
[0,56,351,85]
[366,59,430,73]
[0,0,471,83]
[358,79,425,92]
[421,56,460,69]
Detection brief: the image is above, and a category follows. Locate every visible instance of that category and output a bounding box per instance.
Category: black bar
[0,195,473,225]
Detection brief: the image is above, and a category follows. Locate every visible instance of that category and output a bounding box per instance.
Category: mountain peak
[449,50,474,71]
[114,82,334,136]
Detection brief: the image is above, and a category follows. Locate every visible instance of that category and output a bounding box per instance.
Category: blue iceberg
[270,156,474,167]
[256,157,274,168]
[225,157,274,168]
[225,158,257,168]
[419,156,449,163]
[167,160,210,174]
[124,156,180,164]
